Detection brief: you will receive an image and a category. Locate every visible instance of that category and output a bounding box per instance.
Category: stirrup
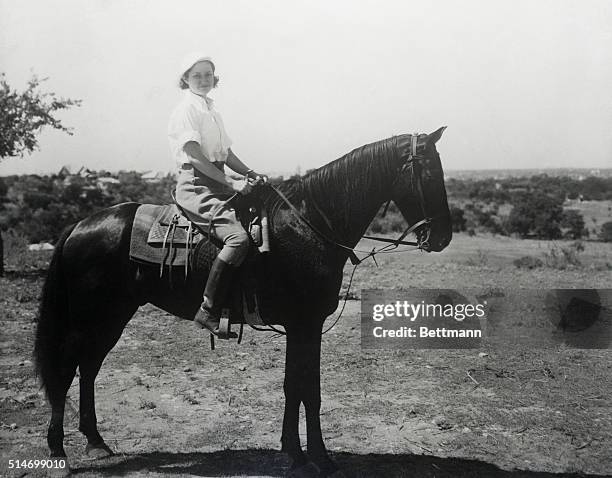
[216,308,238,340]
[195,308,237,340]
[218,317,232,339]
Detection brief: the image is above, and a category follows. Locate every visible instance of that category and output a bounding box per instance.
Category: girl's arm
[184,141,236,190]
[226,149,266,180]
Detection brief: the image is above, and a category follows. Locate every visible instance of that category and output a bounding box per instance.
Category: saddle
[129,200,271,333]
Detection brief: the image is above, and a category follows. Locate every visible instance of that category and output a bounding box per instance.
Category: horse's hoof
[287,461,319,478]
[84,442,114,459]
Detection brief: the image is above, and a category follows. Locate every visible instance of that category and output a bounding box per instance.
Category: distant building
[97,177,120,185]
[96,177,120,191]
[141,171,167,183]
[57,165,72,178]
[28,242,55,251]
[56,165,94,184]
[77,166,95,179]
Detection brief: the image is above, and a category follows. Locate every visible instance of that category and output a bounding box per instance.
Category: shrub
[600,221,612,242]
[466,249,489,267]
[513,256,544,269]
[571,240,585,252]
[2,229,51,271]
[367,214,405,234]
[449,205,466,232]
[367,203,406,235]
[543,242,582,270]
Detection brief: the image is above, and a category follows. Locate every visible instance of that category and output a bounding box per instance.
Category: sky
[1,0,611,176]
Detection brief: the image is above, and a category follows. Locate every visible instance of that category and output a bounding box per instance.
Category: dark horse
[35,128,452,476]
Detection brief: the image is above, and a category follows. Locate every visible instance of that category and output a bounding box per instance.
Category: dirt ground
[1,234,611,477]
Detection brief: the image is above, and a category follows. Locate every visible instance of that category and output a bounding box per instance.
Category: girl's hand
[247,170,268,185]
[232,180,253,195]
[252,174,268,185]
[241,181,254,195]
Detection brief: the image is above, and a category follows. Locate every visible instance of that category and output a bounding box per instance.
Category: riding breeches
[175,164,250,266]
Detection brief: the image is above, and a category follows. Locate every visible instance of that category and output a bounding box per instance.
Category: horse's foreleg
[282,332,309,470]
[301,327,340,477]
[283,323,340,477]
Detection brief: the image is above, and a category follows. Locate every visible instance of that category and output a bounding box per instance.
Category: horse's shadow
[72,449,608,477]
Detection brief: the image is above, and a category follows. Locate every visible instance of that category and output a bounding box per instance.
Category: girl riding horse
[168,53,267,337]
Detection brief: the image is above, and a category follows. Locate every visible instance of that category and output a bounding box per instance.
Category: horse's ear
[426,126,447,145]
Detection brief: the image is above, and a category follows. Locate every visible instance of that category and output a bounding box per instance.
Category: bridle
[268,133,435,264]
[247,134,437,337]
[362,133,432,252]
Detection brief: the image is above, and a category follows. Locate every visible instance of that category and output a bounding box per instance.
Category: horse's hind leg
[47,358,78,459]
[77,305,138,458]
[79,355,113,458]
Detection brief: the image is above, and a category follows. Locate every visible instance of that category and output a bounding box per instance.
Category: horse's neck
[300,141,397,249]
[320,189,386,248]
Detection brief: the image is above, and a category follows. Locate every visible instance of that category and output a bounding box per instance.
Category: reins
[272,181,431,256]
[260,133,435,336]
[250,183,430,339]
[267,133,433,264]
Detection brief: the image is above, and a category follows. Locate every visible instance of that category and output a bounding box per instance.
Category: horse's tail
[34,223,78,397]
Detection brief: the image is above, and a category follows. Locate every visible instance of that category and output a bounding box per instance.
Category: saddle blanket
[129,204,208,267]
[129,203,266,326]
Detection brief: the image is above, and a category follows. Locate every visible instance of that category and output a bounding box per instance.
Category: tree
[561,209,586,239]
[507,193,564,239]
[449,205,467,232]
[0,73,81,275]
[0,73,81,158]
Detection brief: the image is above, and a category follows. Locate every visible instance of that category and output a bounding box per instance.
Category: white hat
[179,53,215,83]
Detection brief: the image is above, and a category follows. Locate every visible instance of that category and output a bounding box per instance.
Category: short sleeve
[168,103,202,158]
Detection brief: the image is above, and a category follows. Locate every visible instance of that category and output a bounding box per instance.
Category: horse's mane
[272,137,398,212]
[257,136,401,238]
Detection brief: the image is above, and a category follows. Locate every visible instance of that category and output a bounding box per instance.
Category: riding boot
[194,257,237,338]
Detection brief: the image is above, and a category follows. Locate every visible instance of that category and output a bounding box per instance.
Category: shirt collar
[185,90,214,109]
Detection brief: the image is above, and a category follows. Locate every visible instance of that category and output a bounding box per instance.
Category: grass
[1,229,53,273]
[566,199,612,236]
[343,232,612,298]
[357,232,611,271]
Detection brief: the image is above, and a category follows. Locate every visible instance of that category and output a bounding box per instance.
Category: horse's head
[391,127,452,252]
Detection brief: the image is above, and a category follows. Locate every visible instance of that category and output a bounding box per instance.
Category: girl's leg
[194,218,249,337]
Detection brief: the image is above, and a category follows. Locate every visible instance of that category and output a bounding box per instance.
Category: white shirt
[168,90,233,168]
